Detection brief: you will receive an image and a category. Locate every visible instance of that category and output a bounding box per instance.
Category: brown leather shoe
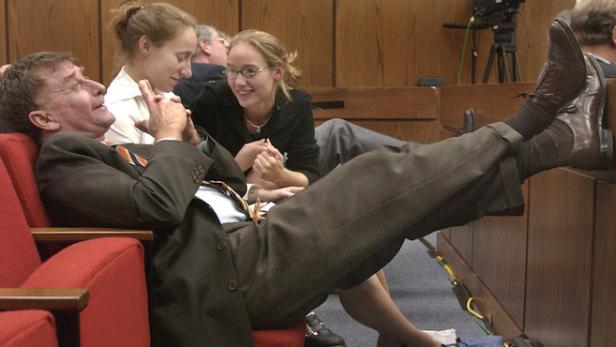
[530,18,586,115]
[455,108,476,136]
[557,55,613,170]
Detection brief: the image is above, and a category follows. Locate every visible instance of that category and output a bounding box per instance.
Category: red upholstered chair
[0,132,49,227]
[0,158,150,347]
[0,133,305,347]
[0,310,58,347]
[253,322,307,347]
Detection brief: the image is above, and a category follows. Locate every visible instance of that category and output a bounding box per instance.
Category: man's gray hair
[196,24,220,44]
[571,0,616,46]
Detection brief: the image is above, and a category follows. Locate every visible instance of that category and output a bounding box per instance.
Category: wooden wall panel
[516,0,575,81]
[242,0,334,88]
[7,0,101,81]
[472,182,528,327]
[175,0,239,35]
[0,0,6,65]
[3,0,568,88]
[101,0,124,86]
[336,0,441,87]
[436,0,494,85]
[308,86,438,120]
[100,0,240,86]
[448,224,473,265]
[525,169,595,347]
[591,181,616,347]
[440,82,532,131]
[438,232,525,338]
[438,0,574,84]
[335,0,573,87]
[439,229,451,241]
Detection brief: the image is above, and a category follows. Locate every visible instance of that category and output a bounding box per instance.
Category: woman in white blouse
[105,2,196,144]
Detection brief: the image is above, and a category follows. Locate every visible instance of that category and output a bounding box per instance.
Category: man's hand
[181,116,202,146]
[234,139,270,171]
[135,107,201,146]
[138,80,188,142]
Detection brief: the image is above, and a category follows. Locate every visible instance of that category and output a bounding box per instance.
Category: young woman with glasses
[190,30,318,189]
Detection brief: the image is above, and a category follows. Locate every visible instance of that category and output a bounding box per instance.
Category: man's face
[34,60,115,140]
[205,33,229,66]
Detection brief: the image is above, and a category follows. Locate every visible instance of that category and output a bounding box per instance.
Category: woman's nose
[180,61,192,78]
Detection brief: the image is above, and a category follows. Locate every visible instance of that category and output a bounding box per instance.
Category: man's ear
[138,35,153,55]
[28,110,60,132]
[611,26,616,46]
[198,41,212,56]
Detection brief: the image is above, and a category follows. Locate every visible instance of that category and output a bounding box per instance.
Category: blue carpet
[314,233,486,346]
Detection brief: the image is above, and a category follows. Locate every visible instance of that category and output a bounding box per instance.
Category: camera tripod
[482,41,520,83]
[481,15,520,83]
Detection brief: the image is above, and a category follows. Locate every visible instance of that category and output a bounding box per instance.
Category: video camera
[472,0,525,42]
[472,0,525,18]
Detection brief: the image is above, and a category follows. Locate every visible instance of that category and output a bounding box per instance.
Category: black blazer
[173,62,226,107]
[189,79,321,183]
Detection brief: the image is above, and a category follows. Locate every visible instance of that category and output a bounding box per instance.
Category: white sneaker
[422,329,457,345]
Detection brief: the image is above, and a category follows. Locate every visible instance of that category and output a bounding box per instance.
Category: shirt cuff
[155,137,181,143]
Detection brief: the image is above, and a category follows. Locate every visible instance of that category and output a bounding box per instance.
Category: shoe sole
[554,17,586,105]
[588,55,614,168]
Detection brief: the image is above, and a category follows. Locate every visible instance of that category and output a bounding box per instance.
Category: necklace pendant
[255,126,261,133]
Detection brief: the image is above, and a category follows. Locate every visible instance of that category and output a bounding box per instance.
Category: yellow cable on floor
[466,298,484,320]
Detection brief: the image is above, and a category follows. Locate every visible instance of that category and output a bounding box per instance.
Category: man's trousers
[225,122,524,328]
[315,118,406,176]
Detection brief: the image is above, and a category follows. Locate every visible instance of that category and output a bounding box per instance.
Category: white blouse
[104,67,176,144]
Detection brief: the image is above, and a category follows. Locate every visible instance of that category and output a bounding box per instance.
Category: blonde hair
[110,1,196,62]
[229,30,301,101]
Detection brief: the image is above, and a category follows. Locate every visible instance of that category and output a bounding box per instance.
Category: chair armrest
[0,288,88,311]
[0,288,89,346]
[30,227,153,242]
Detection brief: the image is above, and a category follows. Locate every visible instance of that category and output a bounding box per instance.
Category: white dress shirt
[104,67,176,145]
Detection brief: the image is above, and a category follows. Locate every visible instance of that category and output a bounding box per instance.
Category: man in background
[173,24,228,107]
[570,0,616,77]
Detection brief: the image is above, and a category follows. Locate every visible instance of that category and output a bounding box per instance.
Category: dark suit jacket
[36,132,255,346]
[597,59,616,78]
[173,62,226,107]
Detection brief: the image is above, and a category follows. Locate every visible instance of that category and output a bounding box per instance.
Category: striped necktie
[111,143,259,220]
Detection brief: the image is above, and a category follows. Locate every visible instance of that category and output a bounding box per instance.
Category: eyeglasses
[224,66,267,79]
[215,37,229,48]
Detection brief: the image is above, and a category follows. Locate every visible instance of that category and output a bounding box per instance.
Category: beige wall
[1,0,574,87]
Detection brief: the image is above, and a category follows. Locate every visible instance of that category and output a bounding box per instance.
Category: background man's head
[0,52,112,142]
[571,0,616,63]
[193,24,229,66]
